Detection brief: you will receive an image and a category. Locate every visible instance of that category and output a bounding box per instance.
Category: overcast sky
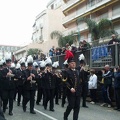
[0,0,48,46]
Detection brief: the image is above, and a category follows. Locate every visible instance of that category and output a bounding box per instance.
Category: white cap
[27,55,33,63]
[45,57,52,65]
[19,57,26,64]
[11,63,15,68]
[39,60,46,68]
[16,63,21,69]
[52,61,59,68]
[33,61,38,67]
[78,54,85,61]
[63,60,68,65]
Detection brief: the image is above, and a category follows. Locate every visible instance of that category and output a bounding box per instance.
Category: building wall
[62,0,120,42]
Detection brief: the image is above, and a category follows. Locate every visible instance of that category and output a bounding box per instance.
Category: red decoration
[65,50,74,60]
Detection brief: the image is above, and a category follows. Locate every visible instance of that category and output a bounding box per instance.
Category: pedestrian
[88,69,97,104]
[101,65,113,108]
[113,66,120,111]
[63,57,81,120]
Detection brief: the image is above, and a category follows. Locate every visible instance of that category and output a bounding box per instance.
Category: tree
[77,17,116,41]
[50,30,75,47]
[27,48,40,56]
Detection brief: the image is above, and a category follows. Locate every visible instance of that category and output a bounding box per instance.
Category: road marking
[34,108,58,120]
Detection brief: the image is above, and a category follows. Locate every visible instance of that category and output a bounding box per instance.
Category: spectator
[71,44,77,54]
[108,34,119,66]
[101,65,113,108]
[49,46,55,56]
[61,47,66,54]
[113,66,120,111]
[78,41,83,51]
[82,40,91,51]
[65,43,71,50]
[56,48,61,56]
[88,69,97,104]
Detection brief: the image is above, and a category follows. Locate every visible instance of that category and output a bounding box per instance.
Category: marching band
[0,53,86,120]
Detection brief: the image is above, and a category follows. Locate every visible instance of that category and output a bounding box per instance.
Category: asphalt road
[4,100,120,120]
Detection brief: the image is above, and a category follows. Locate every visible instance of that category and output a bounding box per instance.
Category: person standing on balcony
[108,34,119,66]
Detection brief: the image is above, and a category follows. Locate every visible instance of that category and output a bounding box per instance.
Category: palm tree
[50,30,75,47]
[77,17,116,41]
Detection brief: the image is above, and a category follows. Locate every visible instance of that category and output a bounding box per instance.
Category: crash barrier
[51,43,120,68]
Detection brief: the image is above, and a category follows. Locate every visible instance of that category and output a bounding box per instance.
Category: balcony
[62,0,80,12]
[63,26,78,36]
[63,0,111,25]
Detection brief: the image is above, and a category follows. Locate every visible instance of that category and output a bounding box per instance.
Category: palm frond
[50,30,62,39]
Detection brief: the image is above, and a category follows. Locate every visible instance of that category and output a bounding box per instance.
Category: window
[51,4,54,9]
[112,4,120,17]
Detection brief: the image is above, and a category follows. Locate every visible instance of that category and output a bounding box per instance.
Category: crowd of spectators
[49,40,91,57]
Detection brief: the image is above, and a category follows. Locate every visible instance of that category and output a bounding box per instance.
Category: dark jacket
[1,67,16,90]
[16,68,26,86]
[114,72,120,89]
[23,69,37,90]
[65,69,81,96]
[103,71,113,86]
[41,72,56,89]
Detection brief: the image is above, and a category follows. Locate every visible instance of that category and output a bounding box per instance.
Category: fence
[51,43,120,69]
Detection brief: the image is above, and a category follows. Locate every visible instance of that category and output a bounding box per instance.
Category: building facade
[0,45,21,60]
[62,0,120,43]
[31,0,64,56]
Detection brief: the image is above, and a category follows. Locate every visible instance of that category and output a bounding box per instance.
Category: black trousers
[36,88,43,103]
[17,86,23,104]
[0,98,5,119]
[43,89,54,110]
[64,95,81,120]
[115,88,120,109]
[90,89,97,102]
[54,87,59,104]
[62,87,67,106]
[23,90,36,112]
[81,82,88,106]
[2,89,15,112]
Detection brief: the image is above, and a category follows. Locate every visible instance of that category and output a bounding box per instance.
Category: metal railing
[51,43,120,69]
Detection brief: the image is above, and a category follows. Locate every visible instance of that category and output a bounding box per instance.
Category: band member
[64,57,81,120]
[1,54,16,115]
[61,60,68,107]
[52,61,61,105]
[0,60,6,119]
[16,58,26,106]
[36,61,45,105]
[22,55,37,114]
[42,57,56,111]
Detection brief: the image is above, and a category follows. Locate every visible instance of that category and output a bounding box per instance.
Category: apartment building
[62,0,120,43]
[31,0,64,55]
[0,45,21,60]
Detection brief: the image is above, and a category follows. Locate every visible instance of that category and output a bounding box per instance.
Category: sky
[0,0,48,46]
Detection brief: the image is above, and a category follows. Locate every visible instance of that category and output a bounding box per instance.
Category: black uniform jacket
[41,71,56,89]
[1,67,16,90]
[65,69,81,96]
[16,68,26,87]
[23,69,37,90]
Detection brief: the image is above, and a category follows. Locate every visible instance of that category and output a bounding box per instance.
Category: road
[4,100,120,120]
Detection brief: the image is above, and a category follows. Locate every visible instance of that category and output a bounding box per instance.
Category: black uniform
[16,68,26,106]
[1,67,16,115]
[54,74,61,105]
[77,66,89,107]
[41,71,56,111]
[36,71,43,105]
[61,69,67,107]
[22,69,37,113]
[64,69,81,120]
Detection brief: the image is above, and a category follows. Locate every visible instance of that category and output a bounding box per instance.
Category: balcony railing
[62,0,80,11]
[63,26,78,36]
[63,0,111,24]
